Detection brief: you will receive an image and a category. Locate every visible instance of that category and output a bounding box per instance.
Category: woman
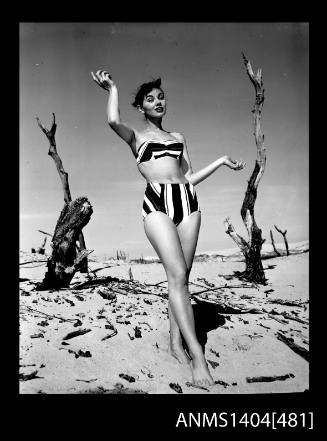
[91,70,245,387]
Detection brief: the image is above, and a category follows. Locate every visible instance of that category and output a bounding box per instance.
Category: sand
[19,242,309,394]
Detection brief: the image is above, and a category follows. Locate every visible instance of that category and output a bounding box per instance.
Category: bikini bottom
[142,182,200,227]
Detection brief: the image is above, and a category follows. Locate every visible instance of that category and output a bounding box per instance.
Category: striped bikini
[136,139,200,226]
[136,138,184,164]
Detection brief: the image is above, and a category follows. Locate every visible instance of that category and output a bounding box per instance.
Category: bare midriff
[137,157,188,184]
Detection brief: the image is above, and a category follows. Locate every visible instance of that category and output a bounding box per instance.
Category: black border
[13,12,321,435]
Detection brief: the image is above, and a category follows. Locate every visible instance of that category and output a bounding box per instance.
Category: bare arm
[91,70,136,149]
[173,133,246,186]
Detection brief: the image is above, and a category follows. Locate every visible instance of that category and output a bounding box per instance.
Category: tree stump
[41,197,93,289]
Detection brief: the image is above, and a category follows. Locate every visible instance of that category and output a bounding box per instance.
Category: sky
[20,22,309,259]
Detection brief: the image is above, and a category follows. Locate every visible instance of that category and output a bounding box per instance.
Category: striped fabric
[136,139,183,164]
[142,182,200,226]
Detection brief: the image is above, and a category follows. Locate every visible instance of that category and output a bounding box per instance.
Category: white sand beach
[19,241,309,394]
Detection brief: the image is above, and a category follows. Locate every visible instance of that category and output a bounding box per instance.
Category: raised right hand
[91,70,115,92]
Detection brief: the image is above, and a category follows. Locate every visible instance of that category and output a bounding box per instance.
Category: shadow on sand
[182,303,226,354]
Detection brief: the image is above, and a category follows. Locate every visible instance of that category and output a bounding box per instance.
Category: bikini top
[136,139,184,165]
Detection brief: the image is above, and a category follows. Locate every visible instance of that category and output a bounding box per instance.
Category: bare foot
[190,353,215,386]
[168,340,191,365]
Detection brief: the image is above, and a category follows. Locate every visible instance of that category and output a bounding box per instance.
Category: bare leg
[144,211,214,386]
[167,266,192,364]
[168,212,201,363]
[176,211,214,385]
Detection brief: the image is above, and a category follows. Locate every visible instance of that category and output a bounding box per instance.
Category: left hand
[222,156,246,171]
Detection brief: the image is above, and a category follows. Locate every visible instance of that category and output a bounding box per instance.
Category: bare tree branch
[36,113,88,272]
[38,230,53,237]
[224,217,249,254]
[270,230,281,256]
[242,52,266,188]
[274,225,289,256]
[36,113,71,204]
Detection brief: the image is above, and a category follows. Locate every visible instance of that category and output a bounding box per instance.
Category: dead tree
[41,197,93,289]
[116,249,127,261]
[270,230,281,256]
[36,113,89,273]
[224,53,267,284]
[36,114,93,288]
[37,236,47,255]
[31,236,47,254]
[274,225,290,256]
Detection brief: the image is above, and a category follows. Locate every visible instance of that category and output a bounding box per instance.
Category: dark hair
[131,78,162,108]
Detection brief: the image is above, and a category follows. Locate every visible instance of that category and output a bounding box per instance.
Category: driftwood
[119,374,136,383]
[214,379,230,388]
[276,331,309,361]
[207,360,220,369]
[246,373,294,383]
[62,328,92,341]
[36,113,90,275]
[78,384,147,394]
[101,330,118,340]
[169,383,183,393]
[270,230,281,256]
[193,294,262,314]
[279,312,308,325]
[268,313,289,324]
[21,305,80,324]
[139,321,153,331]
[274,225,290,256]
[268,298,307,307]
[20,260,48,266]
[76,378,98,383]
[19,370,44,381]
[67,349,92,358]
[224,53,267,284]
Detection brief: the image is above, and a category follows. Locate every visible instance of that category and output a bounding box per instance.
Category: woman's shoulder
[169,132,186,143]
